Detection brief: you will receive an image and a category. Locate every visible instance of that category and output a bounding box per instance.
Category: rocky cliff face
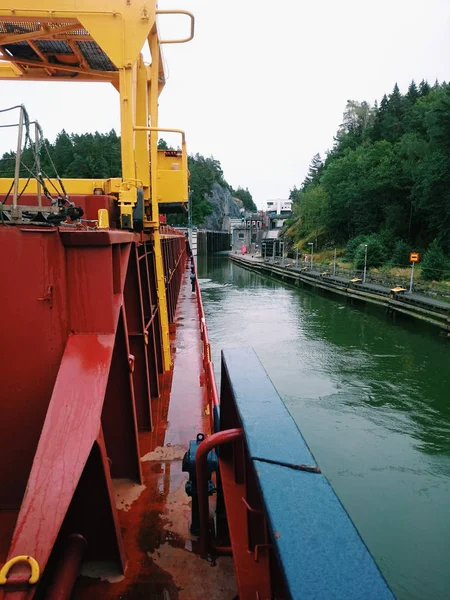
[201,183,242,230]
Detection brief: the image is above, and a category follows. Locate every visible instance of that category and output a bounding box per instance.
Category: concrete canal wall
[230,254,450,333]
[197,230,231,254]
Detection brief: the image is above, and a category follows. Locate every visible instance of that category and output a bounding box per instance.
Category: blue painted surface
[256,461,394,599]
[222,348,315,466]
[222,347,395,599]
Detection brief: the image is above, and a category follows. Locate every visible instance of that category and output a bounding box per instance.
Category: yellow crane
[0,0,193,370]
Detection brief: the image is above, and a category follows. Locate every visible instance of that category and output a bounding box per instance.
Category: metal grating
[0,21,89,36]
[0,21,40,34]
[3,43,39,60]
[77,41,117,72]
[0,20,117,73]
[36,40,72,54]
[65,28,90,36]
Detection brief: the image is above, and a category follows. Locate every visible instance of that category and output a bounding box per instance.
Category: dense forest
[0,131,256,225]
[287,80,450,280]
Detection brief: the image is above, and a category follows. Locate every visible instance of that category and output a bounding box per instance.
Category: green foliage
[188,153,229,224]
[0,130,122,179]
[294,184,328,241]
[390,240,411,266]
[232,186,256,212]
[289,186,301,202]
[353,235,386,269]
[421,239,449,281]
[285,80,450,275]
[302,153,323,192]
[345,235,368,261]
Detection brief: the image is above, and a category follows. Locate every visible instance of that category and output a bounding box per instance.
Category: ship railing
[0,105,57,219]
[160,225,185,236]
[192,258,219,430]
[195,348,395,599]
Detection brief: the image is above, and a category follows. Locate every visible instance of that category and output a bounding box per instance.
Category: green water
[197,254,450,600]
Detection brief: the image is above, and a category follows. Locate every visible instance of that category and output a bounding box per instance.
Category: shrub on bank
[390,240,411,267]
[345,235,368,261]
[421,239,449,281]
[353,234,386,269]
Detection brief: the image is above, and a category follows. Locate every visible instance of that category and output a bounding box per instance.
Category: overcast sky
[1,0,450,207]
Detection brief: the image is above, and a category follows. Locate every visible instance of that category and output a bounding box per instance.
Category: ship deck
[74,260,236,599]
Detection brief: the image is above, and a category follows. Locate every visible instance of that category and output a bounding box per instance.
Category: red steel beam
[46,534,87,600]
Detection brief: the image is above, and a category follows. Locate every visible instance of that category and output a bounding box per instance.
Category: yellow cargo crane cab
[0,1,194,371]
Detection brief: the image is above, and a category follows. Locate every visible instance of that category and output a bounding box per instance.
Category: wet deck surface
[75,260,236,599]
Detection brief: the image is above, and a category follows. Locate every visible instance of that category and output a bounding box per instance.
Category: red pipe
[46,534,87,600]
[196,428,244,558]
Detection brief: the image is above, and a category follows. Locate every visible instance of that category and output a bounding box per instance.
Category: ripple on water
[198,256,450,600]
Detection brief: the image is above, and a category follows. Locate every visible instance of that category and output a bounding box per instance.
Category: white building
[266,199,292,215]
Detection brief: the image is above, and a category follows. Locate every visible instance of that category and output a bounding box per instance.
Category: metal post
[35,121,42,208]
[12,107,24,210]
[272,240,275,264]
[296,248,299,268]
[363,244,368,283]
[409,261,415,293]
[333,248,337,276]
[281,241,285,267]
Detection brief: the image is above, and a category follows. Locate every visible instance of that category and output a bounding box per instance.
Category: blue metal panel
[221,347,316,466]
[221,347,394,599]
[256,461,394,599]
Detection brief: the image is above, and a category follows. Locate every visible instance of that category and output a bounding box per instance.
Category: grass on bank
[302,248,450,288]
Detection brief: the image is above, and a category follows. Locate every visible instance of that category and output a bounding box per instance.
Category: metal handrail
[156,10,195,44]
[133,126,186,145]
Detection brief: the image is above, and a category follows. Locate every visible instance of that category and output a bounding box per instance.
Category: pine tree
[370,95,388,141]
[302,153,323,191]
[419,79,431,97]
[406,80,419,104]
[65,153,90,178]
[53,130,74,175]
[421,239,448,281]
[380,83,405,142]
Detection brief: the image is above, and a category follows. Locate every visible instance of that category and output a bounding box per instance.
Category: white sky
[1,0,450,208]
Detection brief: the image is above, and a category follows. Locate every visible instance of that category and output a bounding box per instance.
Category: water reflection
[197,254,450,600]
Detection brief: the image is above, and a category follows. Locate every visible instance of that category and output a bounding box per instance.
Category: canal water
[197,254,450,600]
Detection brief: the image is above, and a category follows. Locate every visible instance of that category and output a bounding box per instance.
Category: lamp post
[363,244,368,283]
[409,261,415,293]
[308,242,314,271]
